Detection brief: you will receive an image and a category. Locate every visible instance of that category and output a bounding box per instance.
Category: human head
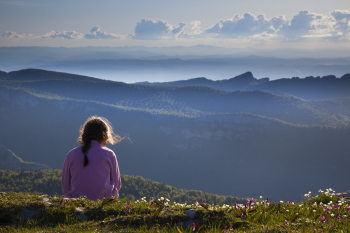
[78,116,121,167]
[78,116,120,146]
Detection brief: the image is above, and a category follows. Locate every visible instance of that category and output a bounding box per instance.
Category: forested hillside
[0,69,349,201]
[0,170,246,205]
[0,144,49,170]
[1,69,350,126]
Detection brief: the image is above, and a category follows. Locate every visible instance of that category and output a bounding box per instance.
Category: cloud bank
[1,31,25,38]
[205,13,273,37]
[2,10,350,42]
[84,26,121,39]
[131,19,186,40]
[203,10,350,41]
[40,27,121,40]
[42,30,84,39]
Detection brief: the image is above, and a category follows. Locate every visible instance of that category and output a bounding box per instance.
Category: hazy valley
[1,69,350,201]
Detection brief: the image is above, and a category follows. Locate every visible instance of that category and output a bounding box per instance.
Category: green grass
[0,189,349,232]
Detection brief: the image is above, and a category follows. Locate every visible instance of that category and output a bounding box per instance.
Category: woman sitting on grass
[61,116,122,200]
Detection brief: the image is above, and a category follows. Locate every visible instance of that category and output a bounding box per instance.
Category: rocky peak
[229,72,256,82]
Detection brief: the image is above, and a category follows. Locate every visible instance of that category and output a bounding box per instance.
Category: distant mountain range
[1,69,350,125]
[0,68,349,201]
[1,46,349,82]
[136,71,270,91]
[136,71,350,100]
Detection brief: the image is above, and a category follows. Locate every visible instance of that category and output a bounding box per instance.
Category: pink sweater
[61,140,121,200]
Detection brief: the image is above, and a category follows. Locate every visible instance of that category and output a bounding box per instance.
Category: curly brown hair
[78,116,122,167]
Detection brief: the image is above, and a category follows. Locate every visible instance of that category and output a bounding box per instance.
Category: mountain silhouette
[136,71,269,91]
[136,71,350,100]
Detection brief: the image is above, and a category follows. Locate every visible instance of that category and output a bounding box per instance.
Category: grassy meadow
[0,188,349,232]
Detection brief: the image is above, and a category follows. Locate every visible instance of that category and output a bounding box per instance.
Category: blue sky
[1,0,349,49]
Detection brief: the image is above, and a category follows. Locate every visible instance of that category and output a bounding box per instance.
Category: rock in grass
[185,209,197,219]
[18,208,44,221]
[75,207,88,221]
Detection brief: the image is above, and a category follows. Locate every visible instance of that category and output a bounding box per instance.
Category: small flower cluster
[101,187,349,231]
[134,196,147,203]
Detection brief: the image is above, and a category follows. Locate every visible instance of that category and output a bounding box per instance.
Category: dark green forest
[0,170,246,204]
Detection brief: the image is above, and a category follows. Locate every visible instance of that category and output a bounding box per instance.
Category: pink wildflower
[108,218,115,224]
[191,223,196,231]
[285,220,289,226]
[247,197,254,206]
[149,199,154,206]
[224,224,233,232]
[125,204,132,213]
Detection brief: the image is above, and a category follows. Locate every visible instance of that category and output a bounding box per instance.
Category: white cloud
[202,10,350,41]
[278,10,322,38]
[190,21,202,35]
[1,31,25,38]
[250,31,278,40]
[4,10,350,43]
[42,30,84,39]
[331,10,350,33]
[205,12,272,37]
[131,19,187,40]
[84,26,121,39]
[271,16,288,30]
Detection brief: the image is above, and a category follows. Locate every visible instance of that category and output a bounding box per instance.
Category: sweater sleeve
[110,151,121,195]
[61,152,71,195]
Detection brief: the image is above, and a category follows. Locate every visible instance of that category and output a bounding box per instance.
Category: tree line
[0,170,246,204]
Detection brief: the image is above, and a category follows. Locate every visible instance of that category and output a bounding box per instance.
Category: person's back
[61,116,122,200]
